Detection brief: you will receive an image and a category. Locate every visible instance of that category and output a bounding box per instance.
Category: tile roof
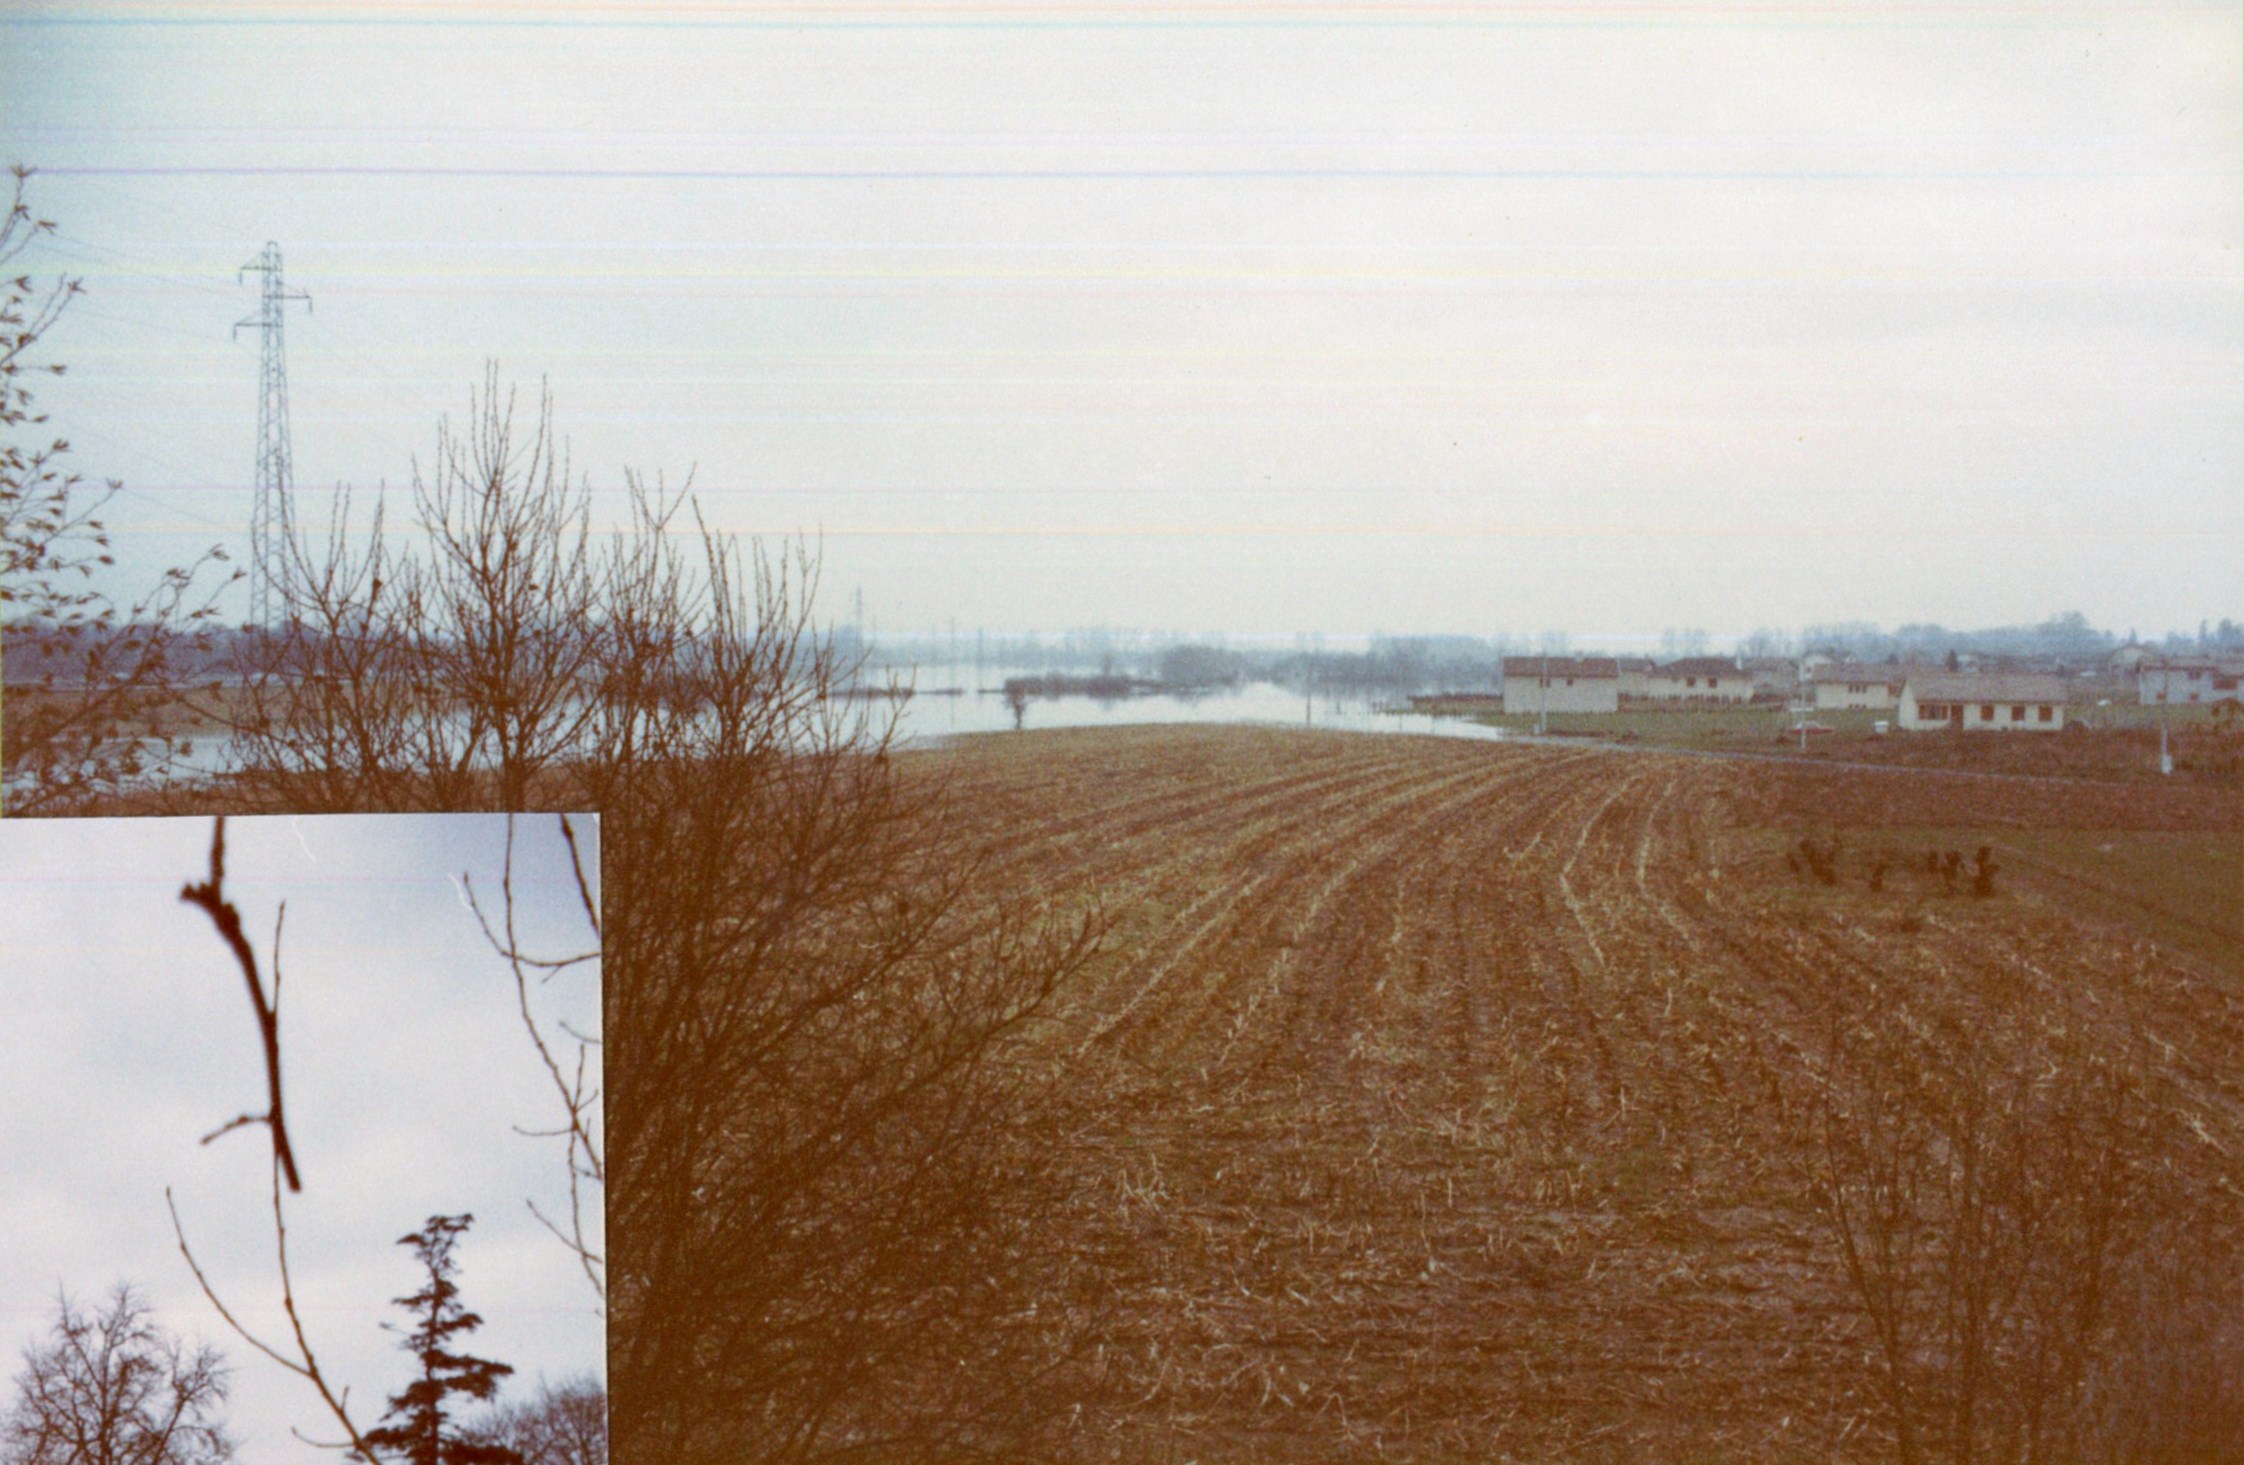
[1652,658,1744,679]
[1905,672,2070,704]
[1810,663,1908,685]
[1501,656,1619,679]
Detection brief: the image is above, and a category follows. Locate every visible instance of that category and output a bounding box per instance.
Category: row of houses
[1496,646,2244,728]
[1499,657,1756,714]
[1498,657,2075,731]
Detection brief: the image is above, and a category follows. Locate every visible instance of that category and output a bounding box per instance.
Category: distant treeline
[16,611,2242,694]
[1766,613,2244,664]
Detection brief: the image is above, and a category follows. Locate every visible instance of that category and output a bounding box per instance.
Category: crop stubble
[926,726,2244,1461]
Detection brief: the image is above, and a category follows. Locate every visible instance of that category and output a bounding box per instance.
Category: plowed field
[932,726,2244,1462]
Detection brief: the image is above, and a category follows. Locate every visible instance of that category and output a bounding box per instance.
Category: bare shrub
[1796,835,1840,886]
[1970,845,1999,899]
[1810,965,2219,1464]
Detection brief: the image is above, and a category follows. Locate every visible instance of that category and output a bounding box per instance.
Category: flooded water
[62,667,1514,795]
[873,664,1516,746]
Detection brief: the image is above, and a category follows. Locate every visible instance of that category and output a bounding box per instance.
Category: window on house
[1981,704,1995,721]
[2010,705,2024,722]
[2038,706,2053,722]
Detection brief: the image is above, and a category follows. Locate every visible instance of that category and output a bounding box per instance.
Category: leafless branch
[165,1164,375,1463]
[461,813,604,1308]
[176,817,300,1192]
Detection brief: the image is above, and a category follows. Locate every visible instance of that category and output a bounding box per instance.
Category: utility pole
[236,243,309,629]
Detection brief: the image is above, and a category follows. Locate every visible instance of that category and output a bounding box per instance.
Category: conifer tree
[362,1216,523,1465]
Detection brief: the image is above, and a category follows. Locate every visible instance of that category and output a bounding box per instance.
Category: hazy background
[1,1,2237,644]
[0,814,604,1465]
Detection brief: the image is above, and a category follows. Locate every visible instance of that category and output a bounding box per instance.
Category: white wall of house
[1639,672,1753,703]
[1503,674,1619,715]
[1812,677,1903,710]
[1899,683,2068,732]
[2139,662,2244,705]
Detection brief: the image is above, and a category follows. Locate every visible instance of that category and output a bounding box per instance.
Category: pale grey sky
[0,814,604,1465]
[1,1,2237,643]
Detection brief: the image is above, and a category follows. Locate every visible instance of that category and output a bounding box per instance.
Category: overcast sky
[0,814,604,1465]
[0,1,2236,644]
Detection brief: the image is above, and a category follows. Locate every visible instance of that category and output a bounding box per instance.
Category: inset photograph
[0,814,603,1465]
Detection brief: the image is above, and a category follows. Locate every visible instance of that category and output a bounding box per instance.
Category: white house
[1811,663,1908,711]
[2138,656,2244,706]
[1502,656,1620,715]
[1899,673,2070,732]
[1638,657,1753,704]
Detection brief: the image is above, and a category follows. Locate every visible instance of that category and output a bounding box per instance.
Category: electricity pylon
[236,242,309,628]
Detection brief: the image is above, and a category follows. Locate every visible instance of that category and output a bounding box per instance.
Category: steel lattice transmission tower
[235,242,310,628]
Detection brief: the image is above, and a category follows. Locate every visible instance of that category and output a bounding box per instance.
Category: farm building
[1810,663,1907,711]
[1502,656,1620,715]
[1898,673,2070,732]
[1615,657,1656,700]
[2137,655,2244,705]
[1638,657,1753,704]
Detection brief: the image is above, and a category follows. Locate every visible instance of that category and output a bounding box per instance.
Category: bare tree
[592,526,1108,1463]
[471,1380,605,1465]
[221,485,440,813]
[409,370,601,811]
[184,373,1112,1458]
[0,165,237,813]
[1,1285,234,1465]
[223,371,596,812]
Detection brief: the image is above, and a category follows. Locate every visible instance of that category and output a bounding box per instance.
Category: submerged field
[929,726,2244,1462]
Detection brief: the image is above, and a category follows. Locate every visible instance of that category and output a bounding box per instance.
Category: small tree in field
[362,1217,522,1465]
[1,1284,234,1465]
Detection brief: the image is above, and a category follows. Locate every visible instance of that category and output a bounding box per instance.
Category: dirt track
[934,726,2244,1462]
